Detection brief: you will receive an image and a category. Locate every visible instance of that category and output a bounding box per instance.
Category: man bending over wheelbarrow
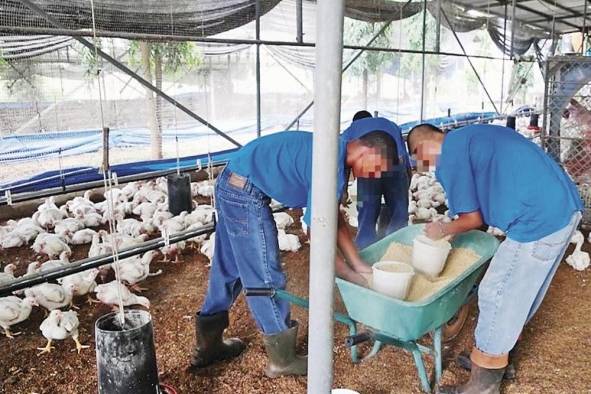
[190,128,399,378]
[407,123,582,394]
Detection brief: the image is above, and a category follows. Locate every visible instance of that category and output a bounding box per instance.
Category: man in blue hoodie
[190,128,397,378]
[407,123,582,394]
[343,112,411,249]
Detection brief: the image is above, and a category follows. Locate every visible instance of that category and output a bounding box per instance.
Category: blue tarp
[0,111,499,195]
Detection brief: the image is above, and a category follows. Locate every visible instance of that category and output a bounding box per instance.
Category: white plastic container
[412,234,452,278]
[332,389,360,394]
[371,261,415,300]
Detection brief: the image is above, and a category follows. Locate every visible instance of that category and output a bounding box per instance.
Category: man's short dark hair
[359,131,399,166]
[353,110,372,122]
[406,123,443,154]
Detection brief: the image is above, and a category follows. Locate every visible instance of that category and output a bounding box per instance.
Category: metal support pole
[17,0,241,149]
[102,127,110,173]
[441,9,500,114]
[500,3,508,114]
[434,0,441,53]
[286,21,392,130]
[296,0,304,44]
[583,0,588,54]
[255,0,262,137]
[510,0,517,60]
[307,0,344,391]
[420,0,427,121]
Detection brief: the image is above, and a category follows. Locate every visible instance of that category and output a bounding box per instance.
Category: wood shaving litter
[375,242,481,301]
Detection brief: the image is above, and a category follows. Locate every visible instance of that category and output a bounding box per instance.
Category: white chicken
[12,221,45,243]
[200,232,215,266]
[95,281,150,310]
[58,268,100,303]
[33,206,68,230]
[32,233,71,258]
[116,251,161,290]
[566,231,590,271]
[71,229,98,245]
[273,212,294,230]
[38,309,88,355]
[37,196,58,212]
[117,218,150,238]
[0,232,25,249]
[277,229,301,252]
[159,213,187,236]
[184,206,215,225]
[160,241,186,263]
[54,218,85,242]
[80,212,104,228]
[38,251,70,273]
[0,296,37,338]
[0,264,17,286]
[24,283,76,311]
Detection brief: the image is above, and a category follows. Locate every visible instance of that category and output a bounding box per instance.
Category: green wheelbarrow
[335,224,499,392]
[244,224,498,393]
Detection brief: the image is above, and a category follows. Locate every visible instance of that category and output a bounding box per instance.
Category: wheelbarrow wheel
[441,303,470,343]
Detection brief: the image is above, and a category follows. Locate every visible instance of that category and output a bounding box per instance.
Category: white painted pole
[307,0,345,393]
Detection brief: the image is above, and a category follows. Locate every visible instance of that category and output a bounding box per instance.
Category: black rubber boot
[457,345,518,380]
[262,321,307,378]
[438,364,505,394]
[189,311,246,369]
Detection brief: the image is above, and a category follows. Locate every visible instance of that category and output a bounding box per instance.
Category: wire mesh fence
[543,55,591,224]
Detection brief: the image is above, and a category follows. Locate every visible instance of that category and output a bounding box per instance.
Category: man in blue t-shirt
[190,130,397,378]
[407,123,583,394]
[344,111,411,248]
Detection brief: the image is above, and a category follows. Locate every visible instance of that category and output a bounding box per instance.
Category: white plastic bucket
[412,234,452,278]
[371,261,415,300]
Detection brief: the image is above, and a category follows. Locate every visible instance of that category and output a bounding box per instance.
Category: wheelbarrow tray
[336,224,499,342]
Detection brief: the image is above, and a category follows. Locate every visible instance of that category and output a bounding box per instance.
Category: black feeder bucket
[167,173,193,216]
[506,116,516,130]
[95,310,160,394]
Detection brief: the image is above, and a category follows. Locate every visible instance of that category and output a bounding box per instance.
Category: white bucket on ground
[332,389,360,394]
[412,234,452,278]
[371,261,414,300]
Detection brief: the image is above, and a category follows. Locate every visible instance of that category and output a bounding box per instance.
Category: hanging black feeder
[95,310,160,394]
[167,173,193,215]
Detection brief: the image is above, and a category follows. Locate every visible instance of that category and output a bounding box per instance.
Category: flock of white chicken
[0,176,302,354]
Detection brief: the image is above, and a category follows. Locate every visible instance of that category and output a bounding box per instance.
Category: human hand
[425,221,447,240]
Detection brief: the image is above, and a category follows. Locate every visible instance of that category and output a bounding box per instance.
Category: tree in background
[344,20,394,109]
[129,41,201,159]
[398,11,440,103]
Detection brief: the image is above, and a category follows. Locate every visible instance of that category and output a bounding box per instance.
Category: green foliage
[79,39,103,79]
[344,19,394,76]
[398,10,439,79]
[128,41,202,76]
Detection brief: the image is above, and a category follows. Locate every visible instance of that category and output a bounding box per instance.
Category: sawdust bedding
[376,242,481,302]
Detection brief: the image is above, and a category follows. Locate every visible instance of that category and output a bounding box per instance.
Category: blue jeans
[201,168,290,335]
[475,211,581,355]
[355,170,409,249]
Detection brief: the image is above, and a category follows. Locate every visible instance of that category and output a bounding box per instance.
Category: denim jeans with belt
[475,211,581,355]
[201,168,290,335]
[356,169,409,249]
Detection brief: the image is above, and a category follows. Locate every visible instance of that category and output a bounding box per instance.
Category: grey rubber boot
[262,321,307,378]
[438,364,505,394]
[189,311,246,369]
[457,344,518,380]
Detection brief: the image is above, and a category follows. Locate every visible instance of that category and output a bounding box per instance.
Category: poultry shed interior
[1,0,591,393]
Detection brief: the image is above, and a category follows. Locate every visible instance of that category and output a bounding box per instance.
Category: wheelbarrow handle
[243,287,275,297]
[345,332,373,347]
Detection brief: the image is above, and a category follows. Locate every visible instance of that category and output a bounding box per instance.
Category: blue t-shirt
[341,117,410,170]
[227,131,347,226]
[436,124,582,242]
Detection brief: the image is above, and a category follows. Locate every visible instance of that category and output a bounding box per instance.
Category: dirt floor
[1,210,590,394]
